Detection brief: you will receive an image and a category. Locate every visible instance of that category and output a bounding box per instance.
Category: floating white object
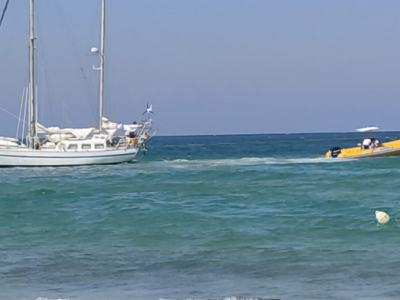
[91,47,99,53]
[356,126,379,132]
[375,210,390,224]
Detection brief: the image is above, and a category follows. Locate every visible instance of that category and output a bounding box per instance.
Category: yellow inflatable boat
[326,139,400,159]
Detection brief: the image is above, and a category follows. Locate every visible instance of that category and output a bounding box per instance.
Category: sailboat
[0,0,154,167]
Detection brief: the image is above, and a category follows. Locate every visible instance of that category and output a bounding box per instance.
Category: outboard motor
[330,147,342,158]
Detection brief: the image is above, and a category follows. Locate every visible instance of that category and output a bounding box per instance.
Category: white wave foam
[158,298,253,300]
[156,156,349,169]
[36,298,70,300]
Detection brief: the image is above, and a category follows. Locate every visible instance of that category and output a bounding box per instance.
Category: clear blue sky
[1,0,400,136]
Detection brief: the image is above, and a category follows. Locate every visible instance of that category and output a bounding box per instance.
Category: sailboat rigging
[0,0,10,31]
[0,0,155,167]
[99,0,106,133]
[29,0,37,150]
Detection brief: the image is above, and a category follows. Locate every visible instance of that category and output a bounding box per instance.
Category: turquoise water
[2,133,400,300]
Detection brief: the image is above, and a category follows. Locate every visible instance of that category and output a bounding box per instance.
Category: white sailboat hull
[0,148,139,167]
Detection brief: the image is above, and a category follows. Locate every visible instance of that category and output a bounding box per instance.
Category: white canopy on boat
[123,124,141,132]
[356,126,380,132]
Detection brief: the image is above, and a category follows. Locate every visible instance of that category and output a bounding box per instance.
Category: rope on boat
[0,0,10,31]
[0,106,23,122]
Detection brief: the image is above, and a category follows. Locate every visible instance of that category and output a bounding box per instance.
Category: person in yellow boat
[362,138,372,149]
[362,137,380,150]
[371,138,380,149]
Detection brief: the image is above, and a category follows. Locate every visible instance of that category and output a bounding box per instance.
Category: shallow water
[1,133,400,299]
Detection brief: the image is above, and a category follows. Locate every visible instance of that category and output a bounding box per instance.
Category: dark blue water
[2,132,400,300]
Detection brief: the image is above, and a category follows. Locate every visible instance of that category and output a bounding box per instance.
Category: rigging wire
[0,0,10,31]
[34,0,98,127]
[22,86,29,141]
[16,87,26,139]
[54,0,97,123]
[0,105,22,121]
[35,1,87,127]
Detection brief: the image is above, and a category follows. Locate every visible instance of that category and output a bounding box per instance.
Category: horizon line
[155,129,400,138]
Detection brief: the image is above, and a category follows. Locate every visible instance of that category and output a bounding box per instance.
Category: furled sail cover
[0,136,19,147]
[102,117,121,130]
[37,123,95,142]
[0,136,18,142]
[101,117,122,138]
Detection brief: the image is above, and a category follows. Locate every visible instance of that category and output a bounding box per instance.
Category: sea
[2,132,400,300]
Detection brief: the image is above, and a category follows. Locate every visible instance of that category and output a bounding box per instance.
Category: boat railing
[115,137,131,150]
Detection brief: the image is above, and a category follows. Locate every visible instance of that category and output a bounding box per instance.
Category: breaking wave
[154,156,351,169]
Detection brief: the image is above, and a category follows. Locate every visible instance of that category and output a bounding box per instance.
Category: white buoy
[375,210,390,224]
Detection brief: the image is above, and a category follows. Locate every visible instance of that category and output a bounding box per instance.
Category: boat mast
[99,0,105,133]
[29,0,36,149]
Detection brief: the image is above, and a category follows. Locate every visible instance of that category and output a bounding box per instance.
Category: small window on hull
[95,144,104,149]
[68,144,78,150]
[82,144,91,150]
